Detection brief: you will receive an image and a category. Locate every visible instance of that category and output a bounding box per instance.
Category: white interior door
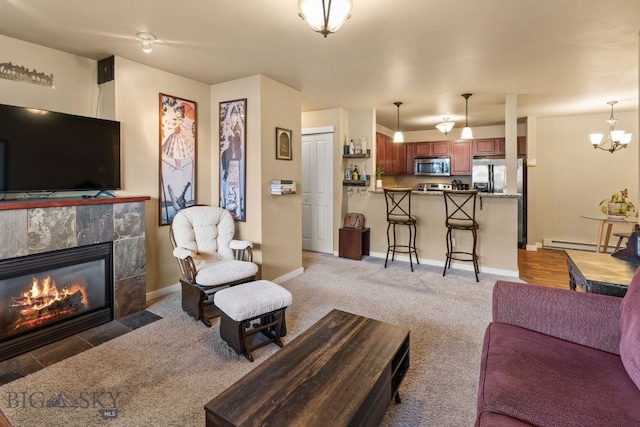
[301,131,333,253]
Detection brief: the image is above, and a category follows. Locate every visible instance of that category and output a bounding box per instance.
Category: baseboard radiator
[542,238,604,252]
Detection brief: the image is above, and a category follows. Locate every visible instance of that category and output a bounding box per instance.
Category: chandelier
[590,101,632,153]
[435,118,455,135]
[298,0,353,38]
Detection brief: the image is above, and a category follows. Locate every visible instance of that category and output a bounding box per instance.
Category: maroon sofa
[476,272,640,426]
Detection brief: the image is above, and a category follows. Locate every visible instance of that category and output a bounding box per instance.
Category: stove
[417,183,453,192]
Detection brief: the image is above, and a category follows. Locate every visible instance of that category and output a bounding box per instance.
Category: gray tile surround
[0,200,147,320]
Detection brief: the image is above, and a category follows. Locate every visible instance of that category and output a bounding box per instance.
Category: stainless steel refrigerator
[472,158,526,246]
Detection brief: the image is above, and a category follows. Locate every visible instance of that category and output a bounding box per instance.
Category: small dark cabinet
[339,227,370,260]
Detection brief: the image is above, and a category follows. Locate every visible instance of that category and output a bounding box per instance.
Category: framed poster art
[219,98,247,222]
[159,93,197,226]
[276,127,292,160]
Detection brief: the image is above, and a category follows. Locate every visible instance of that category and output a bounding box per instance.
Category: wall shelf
[343,153,370,158]
[343,179,370,187]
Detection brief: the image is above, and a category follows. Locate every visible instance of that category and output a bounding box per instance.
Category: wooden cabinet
[415,141,450,157]
[473,137,526,157]
[405,143,415,175]
[376,132,406,174]
[450,140,472,175]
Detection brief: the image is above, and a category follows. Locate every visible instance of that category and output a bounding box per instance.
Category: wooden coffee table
[205,309,410,427]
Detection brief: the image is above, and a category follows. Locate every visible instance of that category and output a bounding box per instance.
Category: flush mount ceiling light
[435,117,455,135]
[460,93,473,139]
[298,0,353,38]
[137,32,156,53]
[590,101,632,154]
[393,102,404,143]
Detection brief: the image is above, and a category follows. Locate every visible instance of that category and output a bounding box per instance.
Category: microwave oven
[414,157,451,176]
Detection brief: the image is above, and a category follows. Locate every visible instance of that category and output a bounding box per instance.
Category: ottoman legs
[220,307,288,362]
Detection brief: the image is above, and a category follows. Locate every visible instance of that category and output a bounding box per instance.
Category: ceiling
[1,0,639,132]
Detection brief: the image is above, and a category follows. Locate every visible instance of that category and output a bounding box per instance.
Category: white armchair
[169,205,258,326]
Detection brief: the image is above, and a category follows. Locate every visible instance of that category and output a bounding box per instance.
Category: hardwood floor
[518,248,570,290]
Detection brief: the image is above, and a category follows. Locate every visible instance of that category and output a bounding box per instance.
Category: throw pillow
[620,266,640,390]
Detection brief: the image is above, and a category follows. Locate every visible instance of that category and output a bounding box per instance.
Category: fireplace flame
[13,276,88,314]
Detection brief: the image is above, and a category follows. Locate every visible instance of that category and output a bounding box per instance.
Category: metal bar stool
[443,189,480,282]
[384,188,419,271]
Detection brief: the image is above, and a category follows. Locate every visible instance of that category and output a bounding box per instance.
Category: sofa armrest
[493,280,623,354]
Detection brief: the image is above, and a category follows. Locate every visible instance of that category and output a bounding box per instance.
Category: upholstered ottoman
[214,280,292,361]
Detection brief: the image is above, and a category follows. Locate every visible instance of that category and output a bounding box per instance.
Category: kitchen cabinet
[405,143,415,175]
[376,132,406,174]
[473,137,527,157]
[415,140,450,157]
[450,140,472,175]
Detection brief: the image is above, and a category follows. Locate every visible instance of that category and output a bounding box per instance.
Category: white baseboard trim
[525,244,538,251]
[271,267,305,285]
[146,282,180,303]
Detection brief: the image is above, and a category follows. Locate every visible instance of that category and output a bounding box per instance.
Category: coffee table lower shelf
[205,309,410,427]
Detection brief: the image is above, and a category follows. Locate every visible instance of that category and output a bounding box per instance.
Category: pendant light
[298,0,353,38]
[393,102,404,143]
[461,93,473,139]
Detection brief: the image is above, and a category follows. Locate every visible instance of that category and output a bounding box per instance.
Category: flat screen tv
[0,103,121,194]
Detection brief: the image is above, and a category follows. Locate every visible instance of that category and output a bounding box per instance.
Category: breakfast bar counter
[344,189,520,276]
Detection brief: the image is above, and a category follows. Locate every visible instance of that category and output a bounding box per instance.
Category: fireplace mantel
[0,196,150,319]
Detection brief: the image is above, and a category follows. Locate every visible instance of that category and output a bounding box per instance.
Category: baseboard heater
[542,238,603,252]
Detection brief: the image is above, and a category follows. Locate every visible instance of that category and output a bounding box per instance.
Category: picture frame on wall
[219,98,247,222]
[276,127,292,160]
[159,94,197,226]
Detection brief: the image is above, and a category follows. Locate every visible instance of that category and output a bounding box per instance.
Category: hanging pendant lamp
[393,102,404,143]
[298,0,353,38]
[461,93,473,139]
[589,101,632,153]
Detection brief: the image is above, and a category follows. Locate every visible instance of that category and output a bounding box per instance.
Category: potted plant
[375,167,384,189]
[600,188,635,217]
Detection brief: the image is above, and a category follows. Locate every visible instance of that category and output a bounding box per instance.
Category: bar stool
[443,189,479,282]
[384,188,419,271]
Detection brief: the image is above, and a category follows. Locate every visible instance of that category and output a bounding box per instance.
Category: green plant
[375,167,384,179]
[600,188,635,216]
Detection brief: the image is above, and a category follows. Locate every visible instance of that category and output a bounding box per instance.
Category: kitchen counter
[369,189,520,198]
[346,189,520,276]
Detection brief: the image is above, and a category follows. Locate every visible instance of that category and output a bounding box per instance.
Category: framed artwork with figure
[276,127,292,160]
[219,98,247,222]
[159,93,197,226]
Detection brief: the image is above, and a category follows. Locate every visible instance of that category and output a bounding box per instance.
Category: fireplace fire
[0,243,113,361]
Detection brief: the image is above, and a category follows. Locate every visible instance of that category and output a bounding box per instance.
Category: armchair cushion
[620,267,640,390]
[196,260,258,288]
[171,205,236,262]
[172,246,196,260]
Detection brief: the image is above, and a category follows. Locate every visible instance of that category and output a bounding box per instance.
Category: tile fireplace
[0,196,149,361]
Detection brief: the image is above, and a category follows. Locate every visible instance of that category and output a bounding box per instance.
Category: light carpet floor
[0,252,522,426]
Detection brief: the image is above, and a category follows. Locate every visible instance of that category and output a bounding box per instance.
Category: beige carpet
[0,252,520,426]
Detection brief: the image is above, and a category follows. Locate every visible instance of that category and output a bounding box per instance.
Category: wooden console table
[566,249,638,297]
[205,309,410,427]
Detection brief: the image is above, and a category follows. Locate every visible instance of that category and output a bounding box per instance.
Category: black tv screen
[0,103,121,194]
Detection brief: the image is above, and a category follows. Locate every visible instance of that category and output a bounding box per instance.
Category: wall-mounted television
[0,103,121,194]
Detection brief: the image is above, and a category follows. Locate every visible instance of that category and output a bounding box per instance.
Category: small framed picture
[276,127,292,160]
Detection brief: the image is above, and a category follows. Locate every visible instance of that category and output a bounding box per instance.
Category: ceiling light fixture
[393,102,404,143]
[461,93,473,139]
[435,117,455,135]
[137,32,156,53]
[298,0,353,38]
[590,101,632,153]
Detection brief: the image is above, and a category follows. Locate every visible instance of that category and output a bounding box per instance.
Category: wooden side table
[565,249,637,297]
[339,227,370,260]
